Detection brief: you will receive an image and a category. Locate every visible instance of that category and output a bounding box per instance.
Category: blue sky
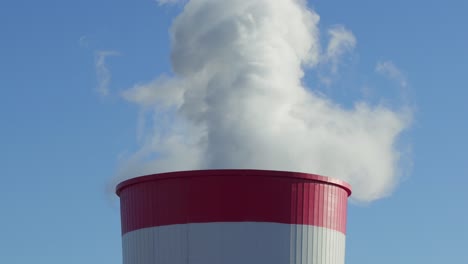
[1,0,467,263]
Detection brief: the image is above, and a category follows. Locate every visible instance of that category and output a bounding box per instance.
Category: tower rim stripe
[116,169,352,196]
[117,170,350,235]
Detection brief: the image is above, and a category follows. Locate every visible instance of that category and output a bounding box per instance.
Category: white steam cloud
[119,0,411,202]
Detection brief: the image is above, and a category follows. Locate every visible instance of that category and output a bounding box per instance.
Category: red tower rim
[116,169,352,197]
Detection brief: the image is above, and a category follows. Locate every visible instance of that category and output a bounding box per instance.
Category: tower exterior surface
[117,170,351,264]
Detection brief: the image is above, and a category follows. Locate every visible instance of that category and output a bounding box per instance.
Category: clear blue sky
[1,0,467,263]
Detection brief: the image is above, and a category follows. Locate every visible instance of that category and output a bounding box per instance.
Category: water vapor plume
[120,0,411,202]
[95,50,119,96]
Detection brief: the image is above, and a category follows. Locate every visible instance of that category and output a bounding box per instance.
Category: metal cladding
[116,170,352,264]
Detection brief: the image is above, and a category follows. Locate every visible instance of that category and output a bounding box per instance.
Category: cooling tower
[116,170,352,264]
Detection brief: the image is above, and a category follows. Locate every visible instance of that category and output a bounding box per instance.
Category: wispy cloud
[95,50,119,96]
[376,61,408,88]
[79,36,89,48]
[122,77,184,108]
[156,0,183,6]
[324,25,356,72]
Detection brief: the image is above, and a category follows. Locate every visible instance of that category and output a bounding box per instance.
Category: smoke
[119,0,411,202]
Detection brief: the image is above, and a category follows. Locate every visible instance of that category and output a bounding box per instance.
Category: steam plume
[120,0,411,202]
[95,50,119,96]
